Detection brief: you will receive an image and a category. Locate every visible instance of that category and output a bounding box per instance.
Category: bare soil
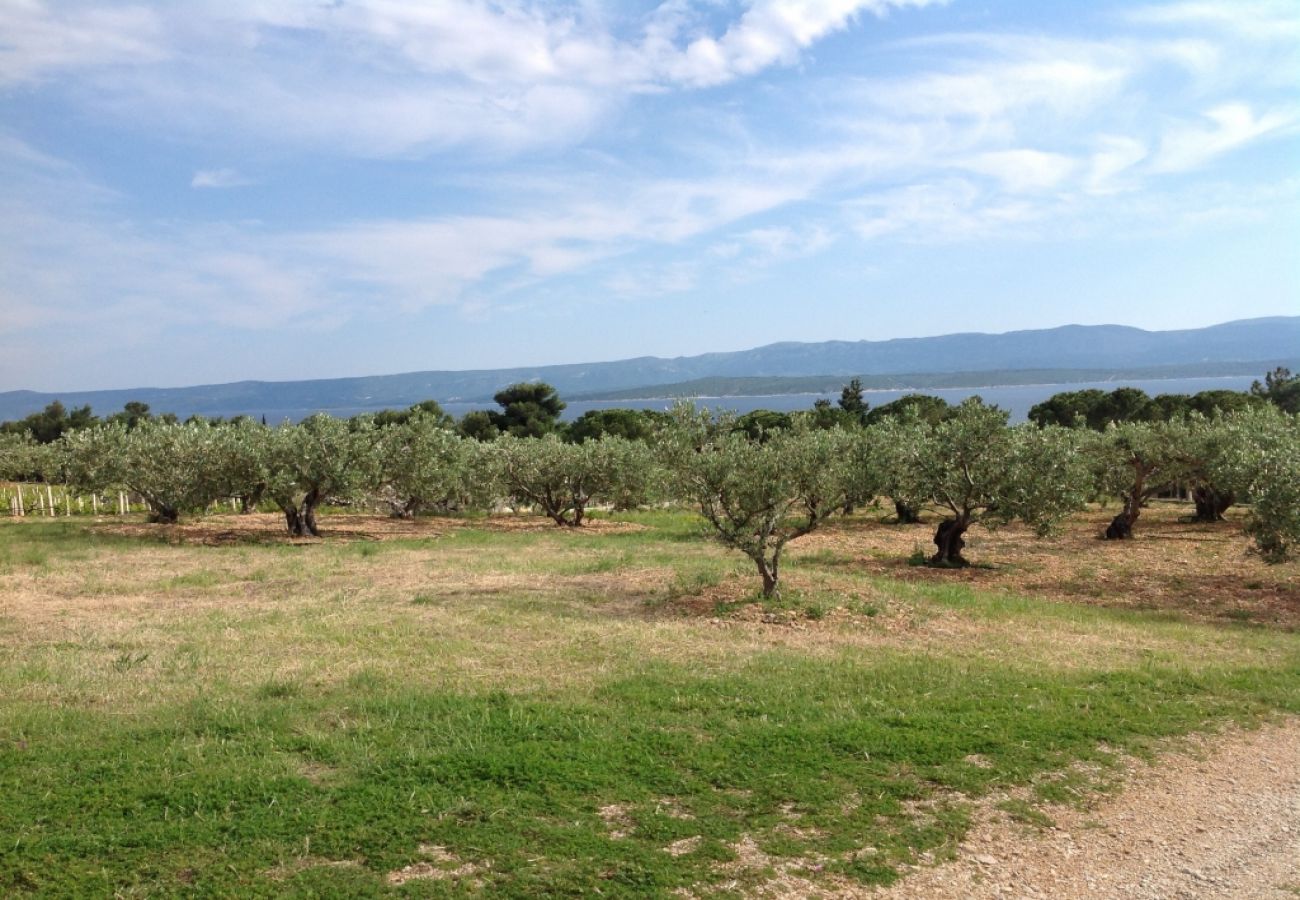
[864,719,1300,900]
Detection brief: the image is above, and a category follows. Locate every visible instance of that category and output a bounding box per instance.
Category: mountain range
[3,317,1297,422]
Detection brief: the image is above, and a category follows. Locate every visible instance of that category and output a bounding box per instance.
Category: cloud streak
[191,167,252,189]
[0,1,1296,389]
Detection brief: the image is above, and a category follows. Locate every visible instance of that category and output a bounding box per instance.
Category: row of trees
[3,400,1297,594]
[9,368,1296,446]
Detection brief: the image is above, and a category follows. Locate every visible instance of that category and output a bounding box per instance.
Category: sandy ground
[866,719,1300,900]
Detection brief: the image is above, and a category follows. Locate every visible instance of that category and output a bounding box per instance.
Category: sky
[1,0,1297,392]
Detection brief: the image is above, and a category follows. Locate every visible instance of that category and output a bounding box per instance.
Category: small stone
[975,854,999,866]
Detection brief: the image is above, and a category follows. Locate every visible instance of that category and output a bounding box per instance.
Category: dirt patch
[600,803,635,839]
[867,718,1300,899]
[665,836,703,857]
[386,844,489,886]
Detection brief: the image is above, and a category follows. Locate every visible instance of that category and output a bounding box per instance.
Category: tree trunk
[239,484,265,514]
[1104,495,1142,540]
[893,500,920,524]
[1192,485,1234,522]
[756,557,779,597]
[149,504,179,525]
[301,489,321,537]
[930,518,969,567]
[389,496,420,519]
[280,489,321,537]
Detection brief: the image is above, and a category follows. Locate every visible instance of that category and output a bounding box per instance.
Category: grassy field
[1,505,1297,897]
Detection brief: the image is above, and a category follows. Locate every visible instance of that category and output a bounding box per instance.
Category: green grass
[1,511,1298,897]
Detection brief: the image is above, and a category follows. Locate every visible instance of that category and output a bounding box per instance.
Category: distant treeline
[4,367,1298,446]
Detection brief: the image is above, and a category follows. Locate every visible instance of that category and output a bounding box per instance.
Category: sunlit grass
[0,510,1297,896]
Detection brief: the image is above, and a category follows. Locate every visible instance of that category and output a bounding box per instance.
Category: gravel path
[869,719,1300,900]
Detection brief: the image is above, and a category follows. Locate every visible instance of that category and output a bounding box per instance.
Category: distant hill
[2,317,1296,422]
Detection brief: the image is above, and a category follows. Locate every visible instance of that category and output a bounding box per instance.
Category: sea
[423,375,1262,425]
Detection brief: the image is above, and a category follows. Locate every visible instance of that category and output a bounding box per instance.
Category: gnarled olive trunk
[1192,485,1234,523]
[280,488,321,537]
[1104,494,1142,540]
[148,504,179,525]
[389,496,421,519]
[239,484,266,514]
[931,518,969,567]
[893,500,920,524]
[755,555,780,597]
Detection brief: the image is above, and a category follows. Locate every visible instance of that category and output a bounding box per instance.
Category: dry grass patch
[386,844,491,887]
[93,511,645,546]
[795,503,1300,628]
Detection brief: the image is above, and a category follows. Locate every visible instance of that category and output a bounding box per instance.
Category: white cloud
[0,0,166,84]
[1,0,943,156]
[1151,103,1297,173]
[2,0,1297,385]
[959,150,1078,193]
[848,179,1044,242]
[1085,136,1148,194]
[661,0,945,87]
[191,168,252,189]
[1123,1,1300,41]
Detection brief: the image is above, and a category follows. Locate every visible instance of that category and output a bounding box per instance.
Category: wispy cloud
[0,1,166,84]
[190,167,252,189]
[1151,103,1298,174]
[1,1,1296,390]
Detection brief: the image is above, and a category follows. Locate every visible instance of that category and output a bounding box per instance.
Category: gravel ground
[868,719,1300,900]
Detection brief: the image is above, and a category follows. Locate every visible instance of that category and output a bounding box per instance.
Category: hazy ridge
[3,317,1296,421]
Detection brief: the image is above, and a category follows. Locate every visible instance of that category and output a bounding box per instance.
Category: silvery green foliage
[0,433,49,482]
[997,425,1093,537]
[206,420,273,507]
[1210,407,1300,562]
[375,414,493,516]
[1086,420,1198,517]
[659,408,855,596]
[491,433,655,526]
[60,421,224,522]
[858,414,930,520]
[262,415,378,534]
[900,400,1089,533]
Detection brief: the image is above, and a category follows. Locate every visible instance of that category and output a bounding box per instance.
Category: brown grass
[793,502,1300,629]
[0,505,1295,714]
[94,511,645,546]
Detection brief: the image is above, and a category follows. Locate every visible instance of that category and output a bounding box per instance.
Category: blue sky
[1,0,1297,392]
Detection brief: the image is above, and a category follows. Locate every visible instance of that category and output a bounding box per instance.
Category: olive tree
[898,400,1090,566]
[1182,415,1240,523]
[375,415,492,517]
[262,415,377,536]
[1210,407,1300,562]
[491,434,654,526]
[0,433,45,483]
[205,419,274,513]
[60,421,224,523]
[659,410,856,596]
[860,413,930,524]
[1087,420,1197,540]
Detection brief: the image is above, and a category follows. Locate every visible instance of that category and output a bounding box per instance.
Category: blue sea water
[430,375,1262,424]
